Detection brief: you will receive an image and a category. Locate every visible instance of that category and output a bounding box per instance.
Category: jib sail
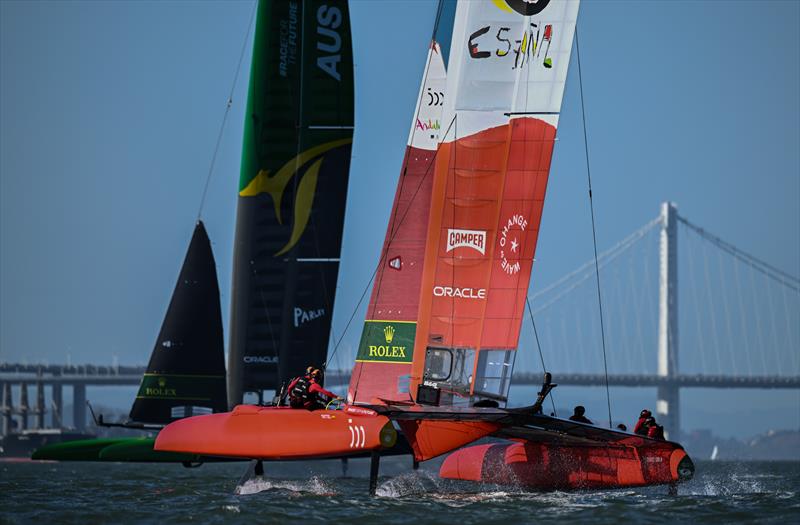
[348,2,455,406]
[130,221,227,424]
[228,0,355,405]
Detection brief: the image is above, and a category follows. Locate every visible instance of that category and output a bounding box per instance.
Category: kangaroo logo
[384,325,395,344]
[239,138,351,256]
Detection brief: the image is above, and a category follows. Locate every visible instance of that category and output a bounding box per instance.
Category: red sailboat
[155,0,694,493]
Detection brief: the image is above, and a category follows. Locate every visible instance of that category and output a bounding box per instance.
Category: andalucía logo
[356,321,416,364]
[446,229,487,255]
[499,213,528,275]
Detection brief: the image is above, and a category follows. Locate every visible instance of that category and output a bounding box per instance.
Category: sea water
[1,460,798,524]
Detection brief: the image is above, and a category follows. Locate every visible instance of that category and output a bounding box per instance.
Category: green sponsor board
[355,321,416,364]
[135,374,225,401]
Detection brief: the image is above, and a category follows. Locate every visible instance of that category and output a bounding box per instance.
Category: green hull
[97,438,197,463]
[32,437,197,463]
[31,438,129,461]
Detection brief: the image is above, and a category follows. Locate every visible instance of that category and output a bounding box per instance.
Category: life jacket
[647,424,665,440]
[289,376,312,404]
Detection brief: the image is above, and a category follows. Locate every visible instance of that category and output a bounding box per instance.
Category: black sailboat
[33,221,228,462]
[130,220,227,423]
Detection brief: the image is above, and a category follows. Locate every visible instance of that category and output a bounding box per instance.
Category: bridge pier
[657,202,680,441]
[73,384,86,431]
[52,383,63,428]
[1,382,11,436]
[19,382,30,431]
[35,381,45,429]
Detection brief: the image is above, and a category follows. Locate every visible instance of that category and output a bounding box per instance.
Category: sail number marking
[348,421,366,448]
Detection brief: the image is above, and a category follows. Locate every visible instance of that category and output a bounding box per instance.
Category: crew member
[287,367,340,411]
[617,423,628,431]
[646,417,665,440]
[634,409,652,435]
[568,405,593,424]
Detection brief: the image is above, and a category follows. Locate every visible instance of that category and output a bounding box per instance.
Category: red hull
[154,405,395,460]
[440,440,694,490]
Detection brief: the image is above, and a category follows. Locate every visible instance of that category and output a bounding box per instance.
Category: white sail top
[408,42,448,150]
[441,0,579,140]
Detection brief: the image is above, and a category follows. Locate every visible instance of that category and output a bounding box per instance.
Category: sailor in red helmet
[287,367,340,410]
[646,417,666,440]
[634,409,652,435]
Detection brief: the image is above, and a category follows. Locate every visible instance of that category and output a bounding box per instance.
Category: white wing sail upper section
[441,0,579,140]
[408,43,448,150]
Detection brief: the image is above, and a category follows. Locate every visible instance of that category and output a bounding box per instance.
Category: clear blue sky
[1,0,798,439]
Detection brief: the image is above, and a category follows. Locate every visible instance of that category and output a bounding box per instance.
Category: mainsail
[228,0,355,404]
[130,221,227,424]
[350,0,579,407]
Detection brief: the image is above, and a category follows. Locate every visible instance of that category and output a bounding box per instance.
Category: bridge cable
[525,297,557,416]
[575,26,613,428]
[196,1,258,221]
[679,215,800,291]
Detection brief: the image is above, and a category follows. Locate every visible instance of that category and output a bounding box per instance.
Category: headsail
[130,221,227,424]
[228,0,355,404]
[350,0,579,408]
[348,8,455,406]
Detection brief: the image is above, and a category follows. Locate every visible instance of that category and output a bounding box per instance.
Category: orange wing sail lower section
[440,440,694,489]
[154,405,395,460]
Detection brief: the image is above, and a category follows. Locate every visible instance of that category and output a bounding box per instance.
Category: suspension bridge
[2,202,798,441]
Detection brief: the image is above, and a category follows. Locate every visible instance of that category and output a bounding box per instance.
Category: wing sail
[228,0,355,404]
[409,0,579,406]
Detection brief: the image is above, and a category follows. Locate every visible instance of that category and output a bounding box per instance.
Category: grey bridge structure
[3,203,799,441]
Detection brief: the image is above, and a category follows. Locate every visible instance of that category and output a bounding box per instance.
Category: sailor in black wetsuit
[568,405,593,424]
[287,368,339,410]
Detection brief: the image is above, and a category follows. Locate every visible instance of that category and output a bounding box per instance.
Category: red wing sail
[408,0,580,406]
[348,43,448,405]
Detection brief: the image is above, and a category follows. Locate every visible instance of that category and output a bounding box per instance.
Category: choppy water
[1,460,798,524]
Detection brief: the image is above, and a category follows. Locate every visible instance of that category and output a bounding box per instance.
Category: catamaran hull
[154,405,397,460]
[439,440,694,490]
[31,437,210,463]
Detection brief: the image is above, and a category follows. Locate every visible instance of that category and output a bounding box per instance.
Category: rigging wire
[575,26,613,428]
[526,297,557,416]
[196,1,258,221]
[326,114,458,371]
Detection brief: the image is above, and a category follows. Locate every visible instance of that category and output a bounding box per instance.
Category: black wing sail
[129,221,227,424]
[227,0,355,405]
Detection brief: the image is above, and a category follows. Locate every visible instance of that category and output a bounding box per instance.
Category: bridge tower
[657,202,680,440]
